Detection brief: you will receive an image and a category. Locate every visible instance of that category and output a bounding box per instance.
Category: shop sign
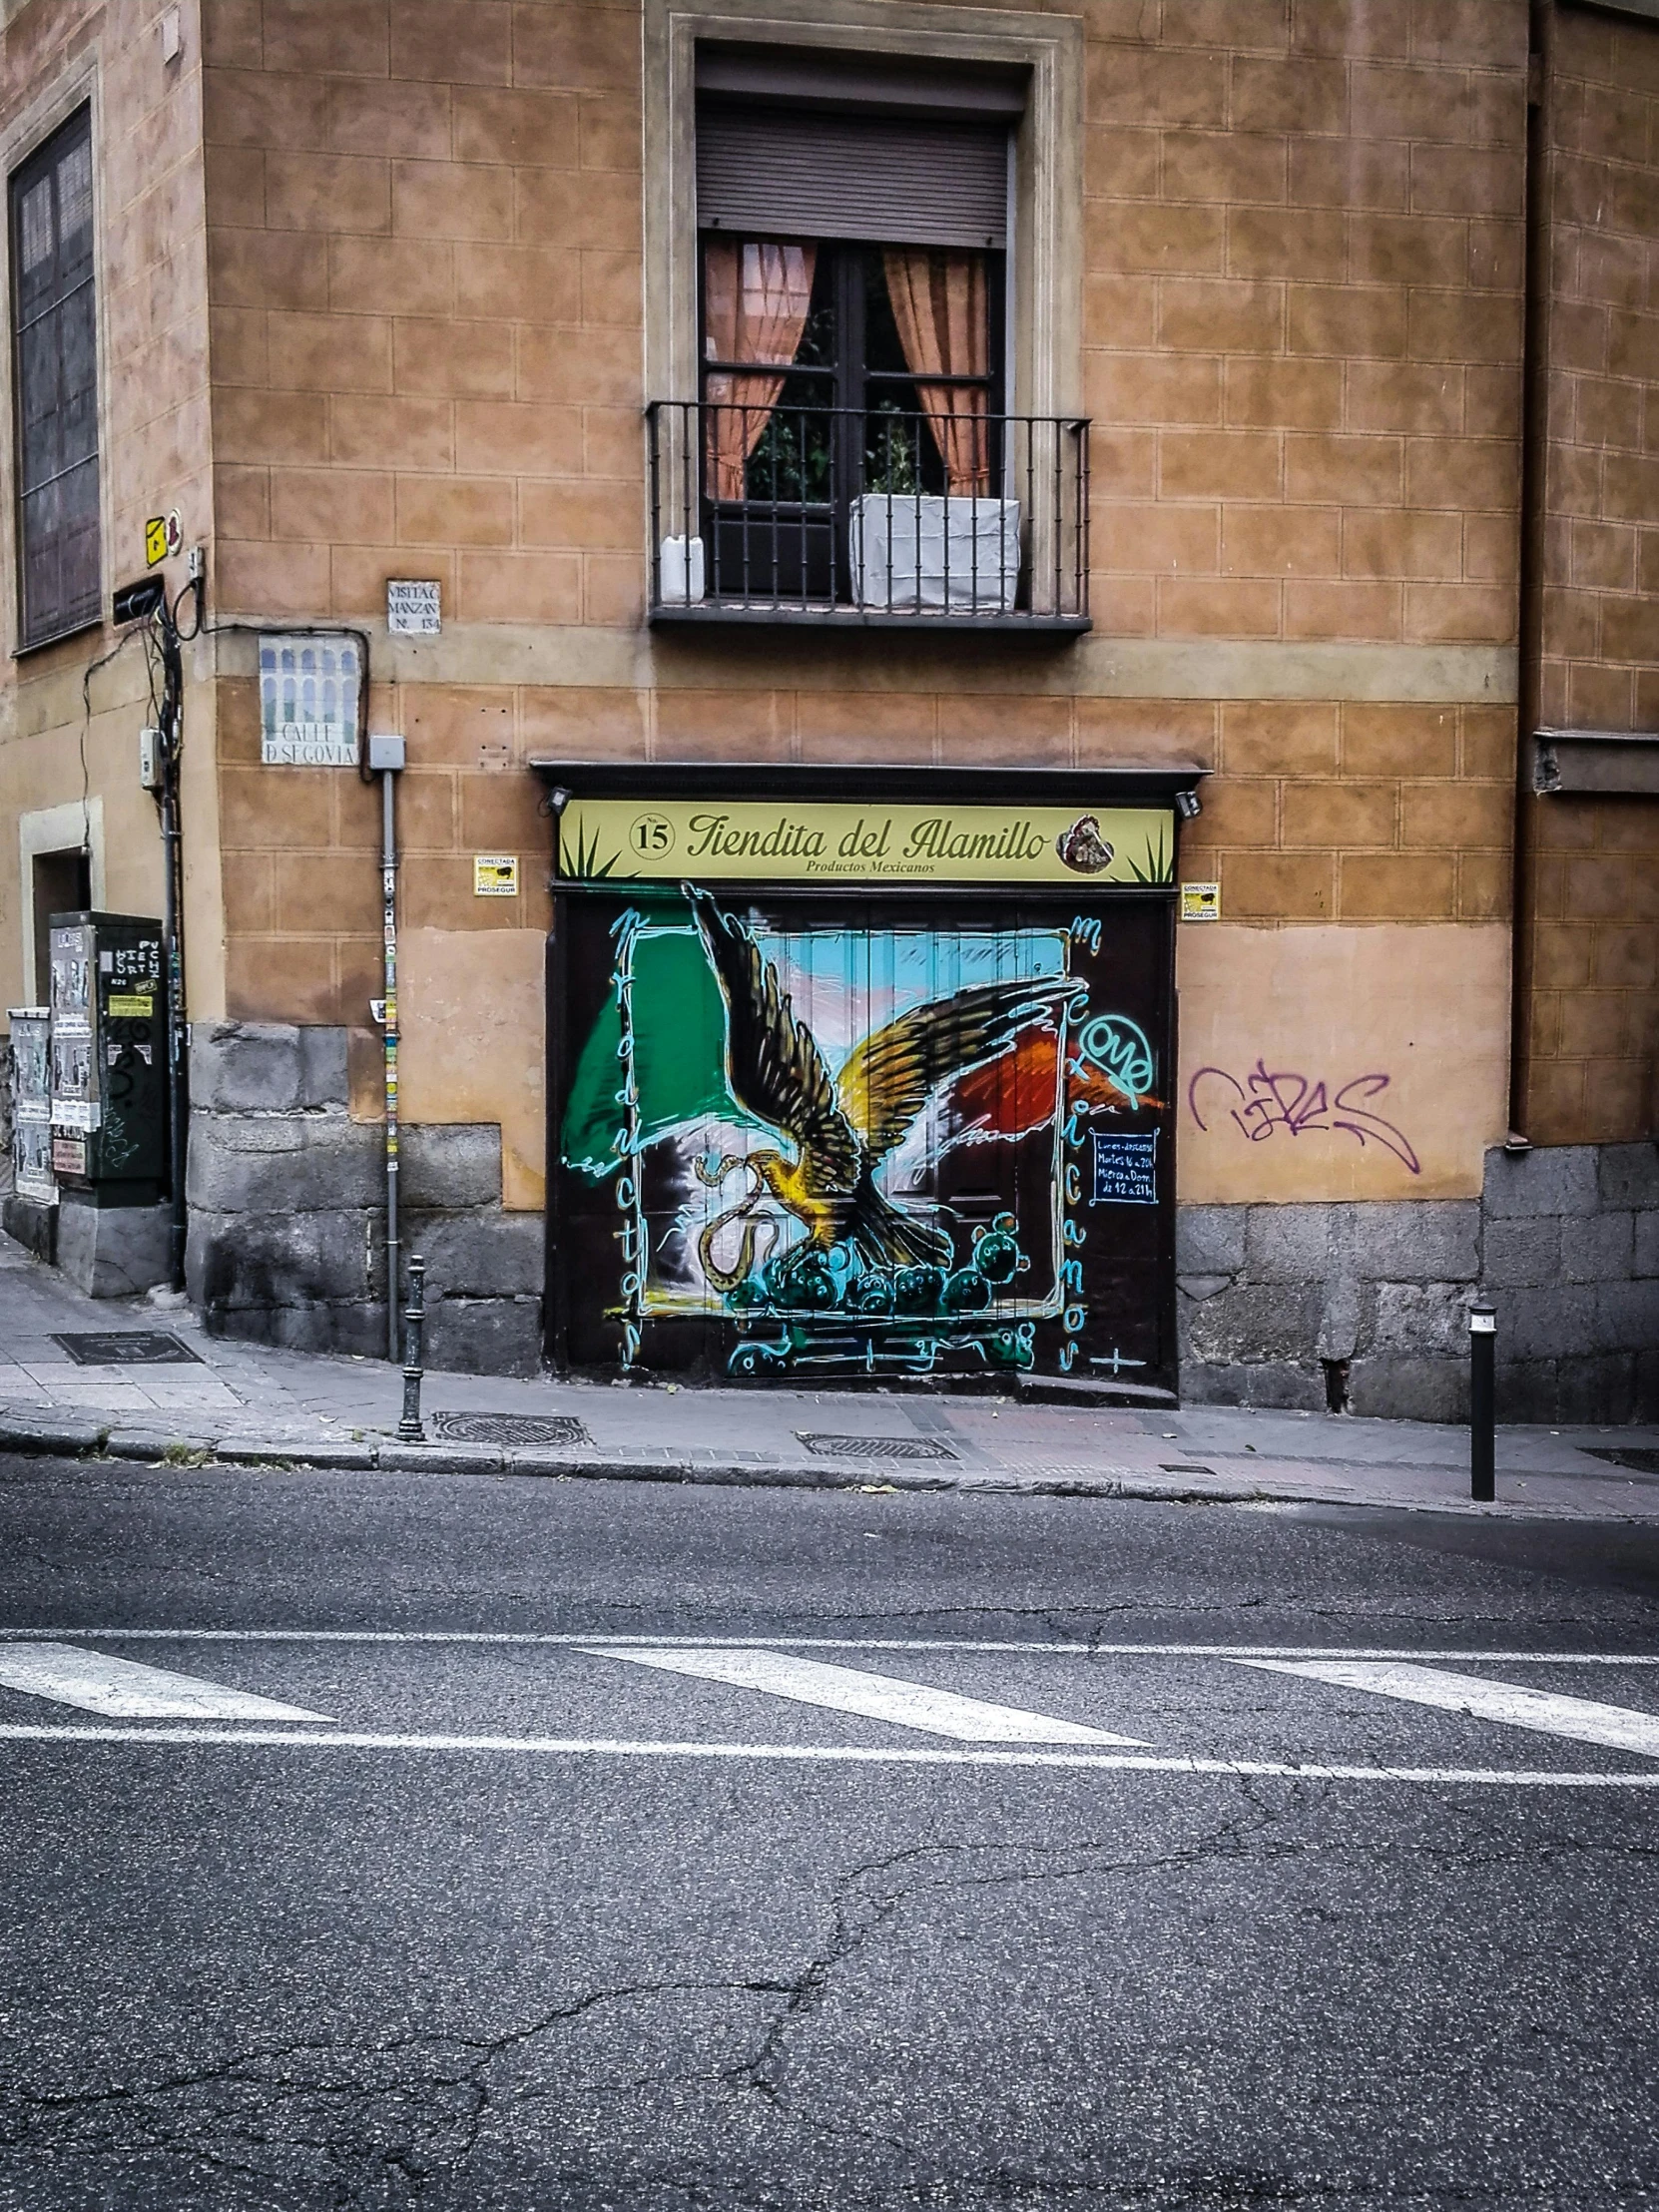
[559,799,1175,887]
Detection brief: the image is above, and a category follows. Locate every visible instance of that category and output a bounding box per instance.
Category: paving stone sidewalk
[0,1233,1654,1518]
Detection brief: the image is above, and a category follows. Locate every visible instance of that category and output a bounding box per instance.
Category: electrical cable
[76,624,148,863]
[196,616,372,781]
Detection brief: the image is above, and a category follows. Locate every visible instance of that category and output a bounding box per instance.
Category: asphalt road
[0,1452,1656,2212]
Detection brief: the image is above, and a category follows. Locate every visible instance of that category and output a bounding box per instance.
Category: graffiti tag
[1187,1062,1420,1174]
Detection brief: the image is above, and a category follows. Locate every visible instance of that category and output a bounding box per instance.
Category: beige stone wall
[1513,3,1659,1146]
[0,0,216,1009]
[187,0,1536,1199]
[1176,918,1510,1202]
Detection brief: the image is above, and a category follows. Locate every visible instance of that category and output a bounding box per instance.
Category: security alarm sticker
[1180,881,1222,922]
[473,854,520,896]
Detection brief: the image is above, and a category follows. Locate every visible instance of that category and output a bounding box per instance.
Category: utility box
[47,912,166,1203]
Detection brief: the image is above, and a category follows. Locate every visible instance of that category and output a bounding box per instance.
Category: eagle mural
[687,885,1081,1291]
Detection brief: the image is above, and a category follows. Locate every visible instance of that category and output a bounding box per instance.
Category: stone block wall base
[56,1195,171,1299]
[1179,1141,1659,1424]
[2,1194,57,1265]
[185,1023,544,1375]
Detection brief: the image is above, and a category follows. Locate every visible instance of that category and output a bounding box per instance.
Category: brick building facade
[1,0,1655,1415]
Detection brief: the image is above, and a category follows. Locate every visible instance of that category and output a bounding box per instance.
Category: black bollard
[397,1254,427,1442]
[1468,1298,1495,1503]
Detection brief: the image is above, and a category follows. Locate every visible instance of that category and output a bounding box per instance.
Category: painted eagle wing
[687,886,862,1191]
[837,977,1084,1163]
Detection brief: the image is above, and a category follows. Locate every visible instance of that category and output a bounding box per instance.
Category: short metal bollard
[397,1254,427,1442]
[1468,1298,1496,1503]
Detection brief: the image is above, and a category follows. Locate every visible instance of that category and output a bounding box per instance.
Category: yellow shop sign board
[559,800,1174,887]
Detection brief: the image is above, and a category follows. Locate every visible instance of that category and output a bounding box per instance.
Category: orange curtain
[703,239,817,500]
[882,248,990,495]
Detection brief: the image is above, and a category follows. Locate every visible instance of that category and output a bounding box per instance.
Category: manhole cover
[1585,1447,1659,1476]
[54,1332,201,1367]
[797,1432,957,1461]
[430,1411,590,1447]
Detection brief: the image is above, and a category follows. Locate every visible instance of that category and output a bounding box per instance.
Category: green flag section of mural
[562,926,742,1180]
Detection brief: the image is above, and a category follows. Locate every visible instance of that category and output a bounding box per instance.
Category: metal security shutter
[11,108,100,649]
[697,108,1009,250]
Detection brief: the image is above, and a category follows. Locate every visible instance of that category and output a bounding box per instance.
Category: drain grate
[797,1432,958,1462]
[1585,1446,1659,1476]
[430,1411,590,1448]
[54,1332,201,1367]
[1161,1462,1218,1477]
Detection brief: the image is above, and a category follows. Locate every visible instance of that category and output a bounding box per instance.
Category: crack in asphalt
[720,1793,1293,2111]
[0,1976,795,2209]
[0,1794,1308,2207]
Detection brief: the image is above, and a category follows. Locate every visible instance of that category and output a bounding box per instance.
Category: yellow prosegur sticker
[1180,881,1222,922]
[473,854,519,897]
[144,516,168,566]
[106,994,155,1017]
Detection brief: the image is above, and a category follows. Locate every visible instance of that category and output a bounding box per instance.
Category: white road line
[3,1631,1657,1663]
[1232,1658,1659,1760]
[0,1642,331,1723]
[581,1645,1145,1743]
[0,1722,1656,1785]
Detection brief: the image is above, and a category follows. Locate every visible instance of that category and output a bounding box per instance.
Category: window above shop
[647,46,1088,633]
[10,106,101,654]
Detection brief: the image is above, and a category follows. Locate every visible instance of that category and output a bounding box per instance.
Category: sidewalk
[0,1233,1654,1520]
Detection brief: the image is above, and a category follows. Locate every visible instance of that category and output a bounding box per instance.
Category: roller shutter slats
[697,109,1008,249]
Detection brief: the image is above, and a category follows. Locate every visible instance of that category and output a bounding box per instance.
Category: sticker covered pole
[369,733,406,1361]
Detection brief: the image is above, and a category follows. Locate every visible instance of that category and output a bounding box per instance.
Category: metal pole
[397,1254,426,1441]
[158,610,188,1295]
[381,766,400,1360]
[1469,1299,1496,1502]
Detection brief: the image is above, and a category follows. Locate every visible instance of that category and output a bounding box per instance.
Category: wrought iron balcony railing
[647,400,1090,631]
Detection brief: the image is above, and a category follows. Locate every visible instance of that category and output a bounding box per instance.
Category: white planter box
[657,534,706,605]
[848,494,1020,613]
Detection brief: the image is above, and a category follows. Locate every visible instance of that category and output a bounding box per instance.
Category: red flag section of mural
[944,1030,1150,1147]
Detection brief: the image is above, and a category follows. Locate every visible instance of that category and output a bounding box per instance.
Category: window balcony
[646,400,1090,633]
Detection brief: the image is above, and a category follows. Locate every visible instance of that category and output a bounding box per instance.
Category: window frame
[695,233,1008,563]
[644,0,1082,428]
[8,101,102,657]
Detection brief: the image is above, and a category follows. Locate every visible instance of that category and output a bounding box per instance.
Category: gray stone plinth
[180,1020,542,1375]
[56,1194,171,1298]
[423,1295,543,1378]
[1174,1140,1659,1423]
[2,1194,56,1264]
[190,1022,347,1114]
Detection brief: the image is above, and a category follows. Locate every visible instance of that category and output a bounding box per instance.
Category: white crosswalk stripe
[1230,1657,1659,1760]
[581,1644,1146,1744]
[0,1642,332,1722]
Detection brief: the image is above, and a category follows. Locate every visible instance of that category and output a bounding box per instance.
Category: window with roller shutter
[10,108,100,652]
[647,44,1089,628]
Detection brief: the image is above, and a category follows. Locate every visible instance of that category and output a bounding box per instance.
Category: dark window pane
[19,318,60,486]
[11,108,100,645]
[59,289,98,462]
[59,456,101,624]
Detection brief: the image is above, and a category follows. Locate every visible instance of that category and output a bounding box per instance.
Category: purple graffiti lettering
[1188,1061,1419,1174]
